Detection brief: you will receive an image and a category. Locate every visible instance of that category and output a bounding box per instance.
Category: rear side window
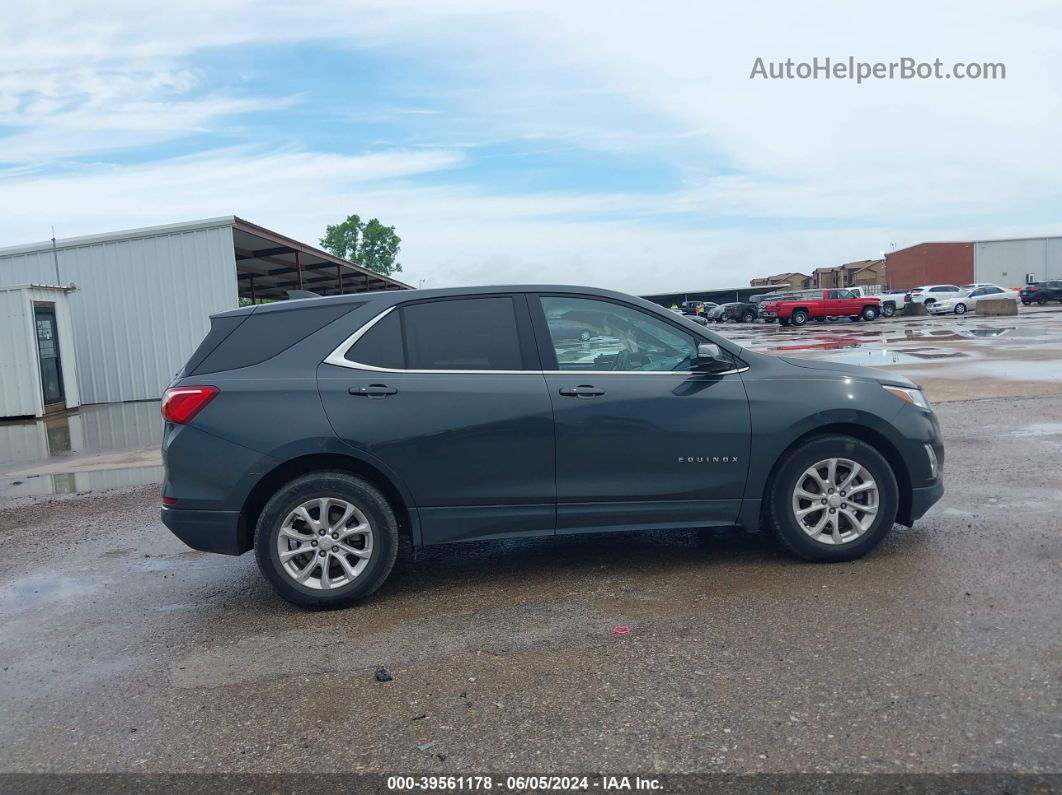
[345,310,403,369]
[191,302,362,375]
[345,296,524,371]
[404,297,522,370]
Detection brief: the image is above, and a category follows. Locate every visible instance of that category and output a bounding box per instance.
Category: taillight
[161,385,219,424]
[904,294,911,302]
[162,496,177,506]
[1027,285,1039,291]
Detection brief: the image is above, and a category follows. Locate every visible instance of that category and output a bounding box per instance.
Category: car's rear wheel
[1037,295,1048,305]
[881,303,896,318]
[861,306,879,321]
[741,311,756,323]
[255,472,398,608]
[779,317,791,326]
[954,303,967,315]
[790,310,808,326]
[765,435,899,562]
[849,315,862,322]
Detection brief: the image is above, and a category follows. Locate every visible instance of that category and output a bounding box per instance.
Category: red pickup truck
[760,289,881,326]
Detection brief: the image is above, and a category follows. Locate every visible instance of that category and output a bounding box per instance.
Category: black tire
[765,435,899,562]
[953,303,967,315]
[881,303,896,318]
[849,315,862,322]
[790,310,808,326]
[1037,295,1048,305]
[779,317,791,327]
[813,317,826,323]
[741,311,756,323]
[861,305,879,321]
[924,298,936,308]
[255,472,399,608]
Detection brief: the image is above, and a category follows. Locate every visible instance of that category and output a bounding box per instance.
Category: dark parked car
[1020,280,1062,305]
[162,285,944,608]
[707,302,759,323]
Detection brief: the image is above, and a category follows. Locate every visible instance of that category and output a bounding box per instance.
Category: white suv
[906,285,961,308]
[929,284,1018,315]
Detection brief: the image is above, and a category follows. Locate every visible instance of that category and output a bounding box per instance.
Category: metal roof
[0,216,411,298]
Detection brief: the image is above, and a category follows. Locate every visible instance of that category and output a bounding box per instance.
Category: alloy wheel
[791,458,879,545]
[276,498,374,590]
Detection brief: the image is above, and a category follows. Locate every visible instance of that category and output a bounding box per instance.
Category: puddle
[0,464,164,497]
[0,572,99,615]
[1008,422,1062,437]
[0,400,161,469]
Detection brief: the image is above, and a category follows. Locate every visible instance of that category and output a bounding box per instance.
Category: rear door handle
[558,385,604,398]
[349,384,398,398]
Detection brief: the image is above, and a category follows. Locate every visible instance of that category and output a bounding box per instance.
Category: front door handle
[558,385,605,398]
[349,384,398,398]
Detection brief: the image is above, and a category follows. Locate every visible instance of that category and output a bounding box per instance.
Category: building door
[34,304,65,408]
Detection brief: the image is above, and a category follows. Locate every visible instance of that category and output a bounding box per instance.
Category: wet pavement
[0,400,161,497]
[0,393,1060,773]
[712,305,1062,402]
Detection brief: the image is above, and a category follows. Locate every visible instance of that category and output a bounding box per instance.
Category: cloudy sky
[2,1,1060,292]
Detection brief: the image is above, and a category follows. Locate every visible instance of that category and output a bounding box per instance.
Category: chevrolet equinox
[161,286,944,608]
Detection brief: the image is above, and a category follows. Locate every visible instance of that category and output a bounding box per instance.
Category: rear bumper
[162,507,245,556]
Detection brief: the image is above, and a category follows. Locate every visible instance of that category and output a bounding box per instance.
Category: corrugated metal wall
[974,238,1062,287]
[0,224,238,404]
[0,289,39,417]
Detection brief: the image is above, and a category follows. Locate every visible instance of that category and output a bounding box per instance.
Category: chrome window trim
[323,305,749,376]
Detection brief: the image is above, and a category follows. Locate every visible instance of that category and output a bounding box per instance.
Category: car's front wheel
[861,306,879,321]
[953,303,967,315]
[255,472,399,608]
[765,435,899,562]
[741,311,757,323]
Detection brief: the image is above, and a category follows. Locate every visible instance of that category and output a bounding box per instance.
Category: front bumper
[162,507,245,555]
[906,480,945,524]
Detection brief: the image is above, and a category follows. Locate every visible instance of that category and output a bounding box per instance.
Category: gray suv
[161,286,944,608]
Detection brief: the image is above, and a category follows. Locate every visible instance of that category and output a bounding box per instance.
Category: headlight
[882,384,931,410]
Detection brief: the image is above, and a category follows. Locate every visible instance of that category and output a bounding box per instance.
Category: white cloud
[2,0,1060,290]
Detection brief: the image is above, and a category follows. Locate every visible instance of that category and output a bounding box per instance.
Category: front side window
[830,289,854,299]
[540,296,697,372]
[345,296,524,371]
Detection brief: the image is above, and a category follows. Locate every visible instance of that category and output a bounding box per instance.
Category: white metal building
[974,236,1062,286]
[0,285,80,419]
[0,217,409,407]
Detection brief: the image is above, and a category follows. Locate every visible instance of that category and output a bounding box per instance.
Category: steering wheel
[611,350,631,371]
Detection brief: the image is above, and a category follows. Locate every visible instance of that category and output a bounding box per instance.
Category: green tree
[320,214,403,277]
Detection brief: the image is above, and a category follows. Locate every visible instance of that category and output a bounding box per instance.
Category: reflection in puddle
[0,400,162,468]
[0,465,164,497]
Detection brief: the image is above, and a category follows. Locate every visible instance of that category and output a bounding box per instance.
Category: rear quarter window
[191,302,363,375]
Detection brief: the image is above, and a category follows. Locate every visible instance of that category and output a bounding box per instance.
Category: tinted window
[193,302,362,375]
[541,296,697,372]
[403,297,523,371]
[346,309,403,369]
[932,286,958,292]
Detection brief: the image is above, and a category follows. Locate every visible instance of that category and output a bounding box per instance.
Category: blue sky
[2,0,1061,291]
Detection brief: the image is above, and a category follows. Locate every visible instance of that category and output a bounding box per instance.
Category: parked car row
[671,279,1056,328]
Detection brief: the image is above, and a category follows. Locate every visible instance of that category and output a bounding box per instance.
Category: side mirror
[696,343,730,372]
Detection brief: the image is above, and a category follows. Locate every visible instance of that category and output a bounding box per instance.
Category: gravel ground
[0,395,1060,774]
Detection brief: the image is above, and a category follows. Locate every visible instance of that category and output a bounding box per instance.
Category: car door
[829,289,857,315]
[530,294,751,534]
[317,294,556,545]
